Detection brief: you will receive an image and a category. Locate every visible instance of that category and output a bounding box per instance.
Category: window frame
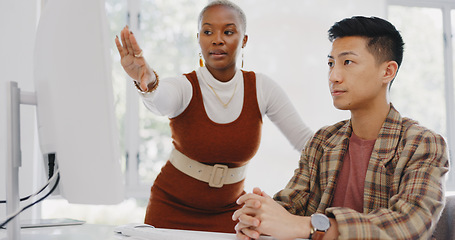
[123,0,150,198]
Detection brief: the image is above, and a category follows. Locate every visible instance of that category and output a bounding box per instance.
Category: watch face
[311,213,330,231]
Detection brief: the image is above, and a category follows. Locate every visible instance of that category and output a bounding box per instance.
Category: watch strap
[311,230,325,240]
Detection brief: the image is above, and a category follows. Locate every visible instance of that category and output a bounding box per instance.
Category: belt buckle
[208,164,228,188]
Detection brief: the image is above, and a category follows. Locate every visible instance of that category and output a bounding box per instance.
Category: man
[233,16,449,240]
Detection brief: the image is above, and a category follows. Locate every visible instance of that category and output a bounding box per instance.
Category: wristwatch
[310,213,330,240]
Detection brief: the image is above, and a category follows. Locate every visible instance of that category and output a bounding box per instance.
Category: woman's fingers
[115,26,130,58]
[119,26,132,55]
[117,26,143,58]
[115,25,153,84]
[114,35,125,57]
[128,31,143,58]
[123,29,135,56]
[120,28,127,49]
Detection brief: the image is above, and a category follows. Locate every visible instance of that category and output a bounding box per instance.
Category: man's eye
[344,60,352,65]
[225,30,234,35]
[328,61,334,67]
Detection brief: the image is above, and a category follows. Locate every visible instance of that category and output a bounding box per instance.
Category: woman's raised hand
[115,26,155,91]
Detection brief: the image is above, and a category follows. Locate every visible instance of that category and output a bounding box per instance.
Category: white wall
[0,0,40,219]
[232,0,387,194]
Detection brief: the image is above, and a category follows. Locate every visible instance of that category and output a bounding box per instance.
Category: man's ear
[382,61,398,84]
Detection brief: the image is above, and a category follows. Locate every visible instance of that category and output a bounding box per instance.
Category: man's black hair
[328,16,404,69]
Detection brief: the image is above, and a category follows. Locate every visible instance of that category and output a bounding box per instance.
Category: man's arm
[327,127,449,239]
[233,187,340,240]
[272,126,333,215]
[234,125,449,239]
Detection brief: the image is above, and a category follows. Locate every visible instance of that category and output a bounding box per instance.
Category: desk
[0,224,278,240]
[0,224,119,240]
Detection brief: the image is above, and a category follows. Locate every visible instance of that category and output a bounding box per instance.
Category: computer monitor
[33,0,124,204]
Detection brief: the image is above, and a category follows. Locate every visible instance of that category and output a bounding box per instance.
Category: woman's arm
[115,26,192,117]
[257,73,313,151]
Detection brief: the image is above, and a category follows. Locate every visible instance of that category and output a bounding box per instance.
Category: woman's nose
[211,33,224,45]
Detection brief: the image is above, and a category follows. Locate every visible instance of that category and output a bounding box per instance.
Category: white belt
[169,149,248,188]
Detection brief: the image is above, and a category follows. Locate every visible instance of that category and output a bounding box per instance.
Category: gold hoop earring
[199,53,204,67]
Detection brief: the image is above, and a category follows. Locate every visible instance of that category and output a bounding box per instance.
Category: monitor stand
[5,82,54,239]
[6,81,29,240]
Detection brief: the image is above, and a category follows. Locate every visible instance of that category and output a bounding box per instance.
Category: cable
[0,153,57,204]
[0,169,60,229]
[48,153,55,179]
[0,182,51,204]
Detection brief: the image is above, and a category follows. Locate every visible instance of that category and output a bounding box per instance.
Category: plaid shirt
[274,105,449,239]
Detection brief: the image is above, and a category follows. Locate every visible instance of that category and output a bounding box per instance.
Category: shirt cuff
[133,70,159,94]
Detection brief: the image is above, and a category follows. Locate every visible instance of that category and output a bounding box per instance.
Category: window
[388,0,455,190]
[136,0,207,185]
[108,0,208,195]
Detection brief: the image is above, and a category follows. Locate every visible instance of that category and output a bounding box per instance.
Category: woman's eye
[328,61,334,67]
[224,30,234,35]
[203,30,212,35]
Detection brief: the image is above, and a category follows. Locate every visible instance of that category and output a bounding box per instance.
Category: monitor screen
[33,0,124,205]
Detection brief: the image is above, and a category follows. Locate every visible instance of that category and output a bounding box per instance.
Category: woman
[115,0,313,233]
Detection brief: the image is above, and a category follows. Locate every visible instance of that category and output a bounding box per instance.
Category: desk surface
[0,224,278,240]
[0,224,119,240]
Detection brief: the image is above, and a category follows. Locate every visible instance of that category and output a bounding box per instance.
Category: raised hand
[115,26,155,91]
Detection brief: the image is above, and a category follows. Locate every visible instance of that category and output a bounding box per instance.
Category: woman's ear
[242,34,248,48]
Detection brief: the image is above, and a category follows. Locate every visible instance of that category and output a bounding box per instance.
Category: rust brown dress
[144,70,263,233]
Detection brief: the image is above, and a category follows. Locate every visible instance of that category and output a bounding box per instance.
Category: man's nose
[329,65,342,83]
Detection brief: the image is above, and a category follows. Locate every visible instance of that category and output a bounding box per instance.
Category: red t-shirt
[331,132,376,212]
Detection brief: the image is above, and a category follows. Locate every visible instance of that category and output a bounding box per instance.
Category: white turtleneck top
[139,66,313,151]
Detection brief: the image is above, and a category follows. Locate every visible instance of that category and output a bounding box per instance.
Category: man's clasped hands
[233,187,317,240]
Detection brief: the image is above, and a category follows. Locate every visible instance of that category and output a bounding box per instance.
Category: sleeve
[258,73,313,151]
[273,128,327,215]
[138,75,192,118]
[326,128,449,239]
[273,153,312,215]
